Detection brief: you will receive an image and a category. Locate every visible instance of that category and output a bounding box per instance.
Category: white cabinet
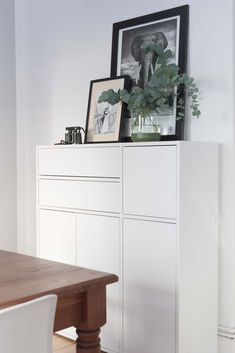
[123,219,176,353]
[36,142,218,353]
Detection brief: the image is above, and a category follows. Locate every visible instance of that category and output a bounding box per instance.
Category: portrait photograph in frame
[85,76,129,143]
[110,5,189,140]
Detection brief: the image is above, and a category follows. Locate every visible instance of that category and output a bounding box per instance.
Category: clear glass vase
[131,115,161,142]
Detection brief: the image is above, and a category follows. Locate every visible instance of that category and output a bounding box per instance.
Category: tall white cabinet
[36,142,218,353]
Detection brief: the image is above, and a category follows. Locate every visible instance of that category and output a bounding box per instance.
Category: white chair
[0,295,57,353]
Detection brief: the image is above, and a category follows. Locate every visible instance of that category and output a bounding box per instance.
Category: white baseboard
[219,326,235,340]
[57,326,235,353]
[218,333,235,353]
[57,327,76,341]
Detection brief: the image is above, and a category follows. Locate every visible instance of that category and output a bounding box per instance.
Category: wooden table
[0,250,118,353]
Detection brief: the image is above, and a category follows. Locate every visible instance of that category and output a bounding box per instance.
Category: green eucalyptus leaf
[181,73,188,79]
[148,76,161,88]
[164,49,173,60]
[157,56,167,65]
[131,86,143,95]
[109,92,121,105]
[154,43,164,56]
[119,89,130,104]
[143,42,156,54]
[98,89,115,103]
[167,63,179,75]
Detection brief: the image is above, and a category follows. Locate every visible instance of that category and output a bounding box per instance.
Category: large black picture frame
[110,5,189,140]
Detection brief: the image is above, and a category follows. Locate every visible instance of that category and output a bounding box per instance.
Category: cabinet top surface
[37,141,218,149]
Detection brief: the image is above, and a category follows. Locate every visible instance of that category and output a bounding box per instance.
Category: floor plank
[53,335,107,353]
[53,335,74,351]
[54,345,75,353]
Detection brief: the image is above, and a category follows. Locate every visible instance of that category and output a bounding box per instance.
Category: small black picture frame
[110,5,189,140]
[85,76,130,143]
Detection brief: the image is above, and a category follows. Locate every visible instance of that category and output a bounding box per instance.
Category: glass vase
[131,115,161,142]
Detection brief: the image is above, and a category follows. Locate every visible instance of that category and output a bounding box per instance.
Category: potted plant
[98,43,200,141]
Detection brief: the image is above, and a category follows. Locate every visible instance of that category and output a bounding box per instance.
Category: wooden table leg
[76,286,106,353]
[76,328,101,353]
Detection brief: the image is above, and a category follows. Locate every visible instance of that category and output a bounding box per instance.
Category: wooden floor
[53,334,106,353]
[53,335,76,353]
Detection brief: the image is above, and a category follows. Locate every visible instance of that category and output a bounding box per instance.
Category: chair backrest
[0,295,57,353]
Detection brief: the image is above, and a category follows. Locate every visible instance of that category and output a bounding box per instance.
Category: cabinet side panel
[178,142,218,353]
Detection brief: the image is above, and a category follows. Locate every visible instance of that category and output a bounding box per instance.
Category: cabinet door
[38,209,76,265]
[76,214,120,353]
[123,146,177,219]
[123,219,176,353]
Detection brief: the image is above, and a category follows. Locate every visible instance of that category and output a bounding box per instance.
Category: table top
[0,250,118,308]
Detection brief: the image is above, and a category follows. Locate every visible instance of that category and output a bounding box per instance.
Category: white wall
[15,0,235,351]
[0,0,17,251]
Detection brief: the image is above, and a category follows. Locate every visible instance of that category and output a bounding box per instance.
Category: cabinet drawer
[38,147,121,177]
[123,146,177,219]
[39,179,120,213]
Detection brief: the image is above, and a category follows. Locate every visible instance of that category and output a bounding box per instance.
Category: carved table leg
[76,286,106,353]
[76,328,101,353]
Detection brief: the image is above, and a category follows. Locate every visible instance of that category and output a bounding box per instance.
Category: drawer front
[39,179,120,213]
[38,147,121,177]
[123,146,177,219]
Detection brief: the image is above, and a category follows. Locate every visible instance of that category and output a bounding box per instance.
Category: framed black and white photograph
[85,76,129,143]
[110,5,189,140]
